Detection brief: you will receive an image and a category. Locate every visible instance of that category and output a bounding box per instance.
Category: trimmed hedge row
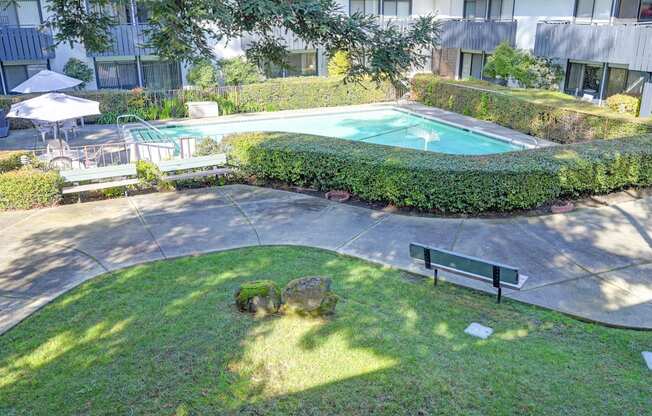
[0,169,63,210]
[0,77,395,129]
[411,75,651,144]
[224,132,652,213]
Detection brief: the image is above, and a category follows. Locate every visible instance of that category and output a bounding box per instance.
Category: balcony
[534,22,652,72]
[0,26,55,61]
[241,27,313,51]
[440,19,517,52]
[86,24,155,57]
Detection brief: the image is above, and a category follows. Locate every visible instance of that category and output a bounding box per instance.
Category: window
[606,67,628,97]
[382,0,410,16]
[3,63,46,92]
[625,70,649,96]
[464,0,487,19]
[575,0,612,20]
[142,60,181,90]
[618,0,640,18]
[0,0,41,26]
[641,0,652,19]
[265,51,318,78]
[565,62,584,95]
[96,60,139,89]
[582,65,603,95]
[350,0,379,15]
[460,52,484,80]
[488,0,514,20]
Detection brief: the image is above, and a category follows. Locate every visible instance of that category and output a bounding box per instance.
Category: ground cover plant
[0,246,648,415]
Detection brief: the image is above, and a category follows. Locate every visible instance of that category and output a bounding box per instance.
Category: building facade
[1,1,651,114]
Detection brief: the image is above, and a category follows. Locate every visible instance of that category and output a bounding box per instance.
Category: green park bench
[409,242,528,303]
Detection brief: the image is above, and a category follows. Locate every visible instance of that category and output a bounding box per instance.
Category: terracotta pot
[551,201,575,214]
[325,190,351,203]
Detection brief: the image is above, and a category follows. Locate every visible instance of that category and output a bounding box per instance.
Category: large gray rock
[234,280,281,315]
[281,276,338,316]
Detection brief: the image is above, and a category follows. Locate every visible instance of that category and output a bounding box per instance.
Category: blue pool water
[134,109,522,155]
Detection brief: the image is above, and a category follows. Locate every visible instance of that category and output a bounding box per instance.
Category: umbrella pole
[55,123,63,156]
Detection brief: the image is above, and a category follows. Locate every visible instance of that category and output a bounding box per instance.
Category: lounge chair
[61,119,78,141]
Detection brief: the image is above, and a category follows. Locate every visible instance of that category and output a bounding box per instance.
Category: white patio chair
[61,119,78,141]
[32,120,53,142]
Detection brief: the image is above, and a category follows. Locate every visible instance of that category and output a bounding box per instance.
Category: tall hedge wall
[224,132,652,214]
[0,77,394,129]
[411,75,651,144]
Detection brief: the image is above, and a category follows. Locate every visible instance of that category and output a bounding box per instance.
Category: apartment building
[1,1,651,114]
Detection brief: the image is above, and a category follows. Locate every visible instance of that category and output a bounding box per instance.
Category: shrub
[62,58,94,89]
[218,57,263,86]
[225,132,652,214]
[411,75,651,143]
[187,59,217,89]
[483,43,562,89]
[328,51,351,76]
[195,137,223,156]
[606,94,641,116]
[136,160,173,191]
[0,151,29,173]
[0,169,63,210]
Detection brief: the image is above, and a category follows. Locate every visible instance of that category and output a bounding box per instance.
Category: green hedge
[0,169,63,210]
[0,77,395,129]
[236,77,394,112]
[0,151,29,173]
[411,75,651,144]
[224,132,652,213]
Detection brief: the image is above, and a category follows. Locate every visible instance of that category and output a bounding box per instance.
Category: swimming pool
[131,108,523,155]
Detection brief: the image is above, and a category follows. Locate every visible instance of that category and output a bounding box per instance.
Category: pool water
[133,109,522,155]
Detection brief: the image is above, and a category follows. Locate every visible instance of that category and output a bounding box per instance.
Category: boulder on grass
[281,276,338,316]
[234,280,281,315]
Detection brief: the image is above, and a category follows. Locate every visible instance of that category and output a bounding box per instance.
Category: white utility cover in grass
[643,352,652,370]
[464,323,493,339]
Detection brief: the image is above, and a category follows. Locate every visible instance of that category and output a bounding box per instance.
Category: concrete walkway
[1,185,652,334]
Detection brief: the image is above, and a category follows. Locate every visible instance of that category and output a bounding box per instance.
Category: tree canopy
[39,0,440,85]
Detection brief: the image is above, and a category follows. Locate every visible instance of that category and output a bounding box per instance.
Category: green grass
[0,246,649,415]
[444,78,645,121]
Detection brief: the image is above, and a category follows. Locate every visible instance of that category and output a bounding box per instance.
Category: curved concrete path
[1,185,652,334]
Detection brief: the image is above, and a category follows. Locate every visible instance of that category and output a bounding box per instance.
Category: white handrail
[116,114,167,141]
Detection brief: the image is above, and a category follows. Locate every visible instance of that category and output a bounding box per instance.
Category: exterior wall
[513,0,574,51]
[39,3,98,90]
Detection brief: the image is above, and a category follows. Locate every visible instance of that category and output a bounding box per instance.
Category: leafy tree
[327,51,350,77]
[483,42,562,89]
[187,59,217,88]
[219,57,263,86]
[40,0,441,86]
[62,58,93,89]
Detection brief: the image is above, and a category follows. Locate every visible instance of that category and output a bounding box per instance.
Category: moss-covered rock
[234,280,281,315]
[281,276,338,316]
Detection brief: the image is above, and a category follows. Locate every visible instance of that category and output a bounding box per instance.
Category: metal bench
[60,164,138,200]
[409,242,528,303]
[156,154,231,181]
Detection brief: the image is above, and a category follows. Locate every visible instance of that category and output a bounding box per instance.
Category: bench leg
[433,268,438,286]
[496,287,502,304]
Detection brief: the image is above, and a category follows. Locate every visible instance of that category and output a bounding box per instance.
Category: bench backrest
[409,243,520,288]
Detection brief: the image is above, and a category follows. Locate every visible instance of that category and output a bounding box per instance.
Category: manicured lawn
[0,246,649,415]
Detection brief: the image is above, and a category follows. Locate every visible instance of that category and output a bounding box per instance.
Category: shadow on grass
[0,246,650,415]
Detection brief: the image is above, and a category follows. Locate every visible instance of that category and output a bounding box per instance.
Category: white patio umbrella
[6,93,100,149]
[11,70,82,94]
